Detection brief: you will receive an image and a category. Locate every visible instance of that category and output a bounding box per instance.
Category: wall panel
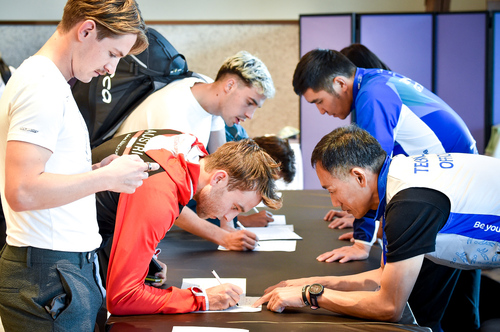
[435,13,487,153]
[299,15,353,189]
[359,13,433,90]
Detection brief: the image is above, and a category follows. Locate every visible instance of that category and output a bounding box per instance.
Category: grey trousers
[0,245,104,332]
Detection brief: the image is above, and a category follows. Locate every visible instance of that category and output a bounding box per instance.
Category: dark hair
[292,49,356,96]
[311,125,386,179]
[340,44,391,71]
[253,136,296,184]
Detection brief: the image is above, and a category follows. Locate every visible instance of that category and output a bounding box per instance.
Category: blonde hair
[203,139,282,209]
[59,0,148,55]
[216,51,275,99]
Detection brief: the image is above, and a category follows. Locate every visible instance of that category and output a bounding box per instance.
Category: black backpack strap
[130,53,188,77]
[0,57,12,84]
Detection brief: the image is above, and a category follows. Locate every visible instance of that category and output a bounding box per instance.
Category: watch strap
[301,285,310,306]
[310,292,319,309]
[308,283,324,309]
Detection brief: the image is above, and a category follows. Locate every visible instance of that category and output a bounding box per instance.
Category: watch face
[309,284,323,295]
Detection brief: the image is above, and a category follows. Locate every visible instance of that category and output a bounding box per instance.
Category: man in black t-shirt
[254,125,500,332]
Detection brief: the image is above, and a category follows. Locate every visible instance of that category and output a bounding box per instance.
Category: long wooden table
[106,190,431,332]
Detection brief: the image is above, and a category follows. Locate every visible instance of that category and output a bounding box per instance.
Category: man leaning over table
[253,125,499,332]
[115,50,276,251]
[92,129,282,315]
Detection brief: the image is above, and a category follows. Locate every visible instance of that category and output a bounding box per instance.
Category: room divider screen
[300,11,490,189]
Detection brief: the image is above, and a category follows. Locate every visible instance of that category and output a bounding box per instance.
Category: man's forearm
[304,268,381,292]
[174,207,226,245]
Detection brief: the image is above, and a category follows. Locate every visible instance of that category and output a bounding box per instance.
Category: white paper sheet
[182,278,246,290]
[181,278,261,313]
[218,240,296,252]
[267,214,286,226]
[245,225,302,241]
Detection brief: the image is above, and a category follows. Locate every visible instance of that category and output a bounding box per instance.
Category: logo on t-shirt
[20,127,38,134]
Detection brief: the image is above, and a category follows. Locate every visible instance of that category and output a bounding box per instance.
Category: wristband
[301,285,310,306]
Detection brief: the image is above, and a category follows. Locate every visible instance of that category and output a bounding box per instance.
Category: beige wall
[0,0,487,21]
[0,0,488,137]
[151,24,299,137]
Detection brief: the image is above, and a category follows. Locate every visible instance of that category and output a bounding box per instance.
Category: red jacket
[105,131,208,315]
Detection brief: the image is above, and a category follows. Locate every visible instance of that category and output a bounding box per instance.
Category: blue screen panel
[300,15,353,189]
[359,14,433,91]
[435,13,487,153]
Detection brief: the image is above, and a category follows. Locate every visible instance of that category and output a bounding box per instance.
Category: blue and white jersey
[385,153,500,270]
[352,68,477,157]
[351,68,477,246]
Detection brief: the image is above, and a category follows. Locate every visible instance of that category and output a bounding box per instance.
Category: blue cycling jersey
[351,68,477,245]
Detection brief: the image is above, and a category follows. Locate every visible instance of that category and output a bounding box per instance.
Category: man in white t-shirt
[116,50,275,153]
[0,1,157,331]
[115,73,222,150]
[115,51,276,251]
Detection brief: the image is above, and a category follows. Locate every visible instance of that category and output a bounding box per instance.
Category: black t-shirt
[384,187,451,263]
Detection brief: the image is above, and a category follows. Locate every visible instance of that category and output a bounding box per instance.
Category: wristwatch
[308,283,324,309]
[301,285,310,306]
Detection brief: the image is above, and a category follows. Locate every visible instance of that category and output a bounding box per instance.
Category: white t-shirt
[0,55,101,252]
[115,75,225,147]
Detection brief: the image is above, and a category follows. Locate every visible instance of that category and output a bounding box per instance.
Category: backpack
[0,56,12,85]
[72,28,202,148]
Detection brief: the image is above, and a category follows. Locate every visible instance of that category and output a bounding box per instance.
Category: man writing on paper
[115,50,276,251]
[254,125,499,332]
[93,129,282,315]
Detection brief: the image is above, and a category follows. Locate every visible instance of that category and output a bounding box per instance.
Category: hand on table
[252,286,305,313]
[324,210,355,229]
[261,277,315,294]
[316,241,371,263]
[207,283,243,310]
[338,231,354,242]
[222,229,258,251]
[238,210,274,227]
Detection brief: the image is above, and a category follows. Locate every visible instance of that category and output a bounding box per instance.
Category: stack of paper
[219,214,301,252]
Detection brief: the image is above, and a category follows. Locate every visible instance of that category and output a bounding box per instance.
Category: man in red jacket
[92,129,282,315]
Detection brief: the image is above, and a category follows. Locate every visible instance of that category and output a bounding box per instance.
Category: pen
[252,207,259,213]
[212,270,239,306]
[236,221,260,247]
[236,220,247,230]
[211,269,223,284]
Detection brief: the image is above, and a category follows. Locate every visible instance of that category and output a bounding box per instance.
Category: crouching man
[93,129,282,315]
[253,125,499,331]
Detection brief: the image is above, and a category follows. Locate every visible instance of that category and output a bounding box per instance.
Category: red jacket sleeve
[106,171,207,315]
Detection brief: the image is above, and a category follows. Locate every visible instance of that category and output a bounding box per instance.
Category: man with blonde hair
[115,50,275,152]
[0,1,153,330]
[115,50,276,251]
[92,129,282,314]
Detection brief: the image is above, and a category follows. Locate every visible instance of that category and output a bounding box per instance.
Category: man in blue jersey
[254,126,499,332]
[292,49,480,331]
